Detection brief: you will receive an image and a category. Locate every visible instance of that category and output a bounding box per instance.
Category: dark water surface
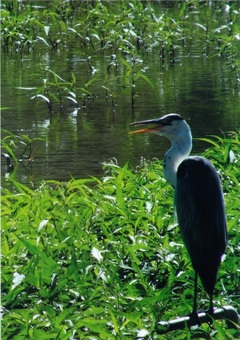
[1,35,239,185]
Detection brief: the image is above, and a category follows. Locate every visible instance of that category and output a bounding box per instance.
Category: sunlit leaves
[2,1,239,64]
[2,1,239,115]
[1,133,239,338]
[1,130,45,176]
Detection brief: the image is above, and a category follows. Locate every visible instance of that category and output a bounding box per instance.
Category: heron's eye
[162,118,173,126]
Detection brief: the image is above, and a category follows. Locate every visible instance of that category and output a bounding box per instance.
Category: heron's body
[176,156,227,297]
[130,114,227,318]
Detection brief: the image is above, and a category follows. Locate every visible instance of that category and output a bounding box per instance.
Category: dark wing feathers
[175,156,227,295]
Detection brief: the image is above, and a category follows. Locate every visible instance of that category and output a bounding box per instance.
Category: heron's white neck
[163,130,192,188]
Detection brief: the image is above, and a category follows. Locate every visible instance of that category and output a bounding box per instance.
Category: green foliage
[30,67,100,112]
[1,134,239,339]
[120,55,155,108]
[1,1,239,63]
[2,1,239,112]
[1,129,45,174]
[29,54,155,112]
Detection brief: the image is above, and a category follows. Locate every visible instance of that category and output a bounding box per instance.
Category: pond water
[1,8,240,186]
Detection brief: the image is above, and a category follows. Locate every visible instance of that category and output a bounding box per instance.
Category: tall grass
[1,133,239,339]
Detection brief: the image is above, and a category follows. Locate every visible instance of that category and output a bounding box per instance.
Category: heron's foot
[189,311,201,326]
[196,307,214,315]
[205,306,215,325]
[207,305,214,316]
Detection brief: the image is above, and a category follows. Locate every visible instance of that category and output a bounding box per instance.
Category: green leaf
[18,237,57,267]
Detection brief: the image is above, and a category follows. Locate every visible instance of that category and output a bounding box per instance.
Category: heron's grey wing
[175,156,227,294]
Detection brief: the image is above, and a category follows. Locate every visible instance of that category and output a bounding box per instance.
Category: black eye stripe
[160,114,183,125]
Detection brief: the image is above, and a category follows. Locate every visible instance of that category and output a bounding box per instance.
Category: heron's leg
[208,294,214,315]
[190,271,200,325]
[192,270,198,315]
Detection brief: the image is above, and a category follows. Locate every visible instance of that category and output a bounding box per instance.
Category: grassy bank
[1,133,239,339]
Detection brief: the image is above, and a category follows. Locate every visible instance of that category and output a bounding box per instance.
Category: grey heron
[130,113,227,321]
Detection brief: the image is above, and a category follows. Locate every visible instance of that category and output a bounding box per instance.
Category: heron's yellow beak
[129,127,161,134]
[130,117,164,134]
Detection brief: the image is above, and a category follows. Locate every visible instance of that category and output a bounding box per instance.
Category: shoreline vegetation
[2,133,240,338]
[2,1,240,59]
[1,1,240,338]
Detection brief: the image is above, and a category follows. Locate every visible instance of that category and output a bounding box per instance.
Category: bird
[130,113,227,322]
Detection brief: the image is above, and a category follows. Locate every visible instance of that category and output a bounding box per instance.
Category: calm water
[1,25,240,185]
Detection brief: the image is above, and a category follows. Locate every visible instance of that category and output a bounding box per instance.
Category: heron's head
[130,113,191,143]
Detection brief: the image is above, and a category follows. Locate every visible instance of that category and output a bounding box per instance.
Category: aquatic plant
[119,54,155,109]
[31,69,70,113]
[1,1,239,61]
[31,67,100,113]
[1,133,239,339]
[1,129,44,174]
[2,0,239,113]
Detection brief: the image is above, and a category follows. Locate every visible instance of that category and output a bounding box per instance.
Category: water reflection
[1,45,239,185]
